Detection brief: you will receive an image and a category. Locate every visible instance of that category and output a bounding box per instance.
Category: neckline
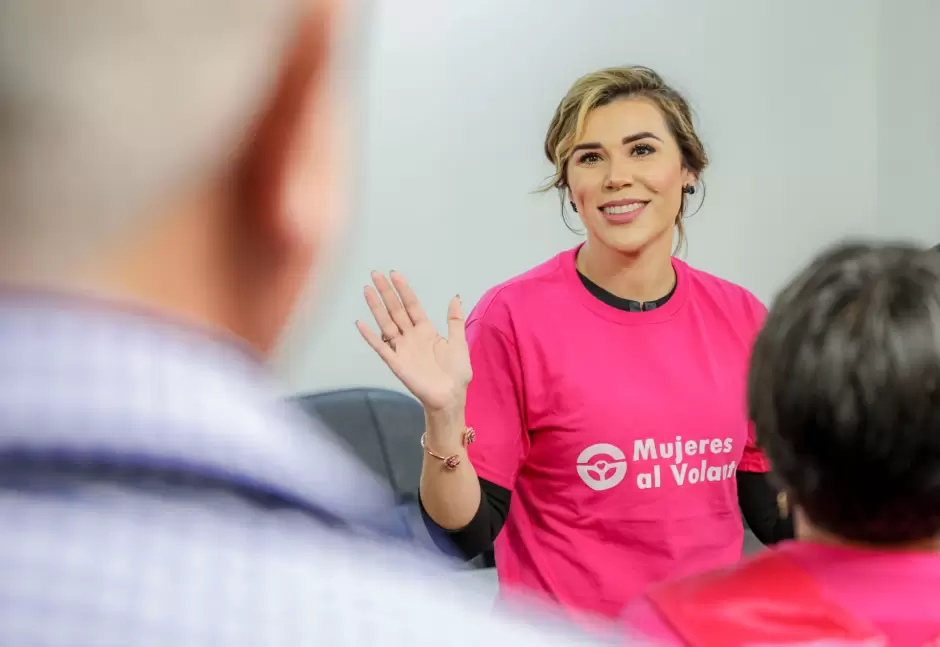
[778,540,940,599]
[0,296,399,531]
[561,244,690,325]
[785,539,940,564]
[0,284,264,364]
[577,269,677,312]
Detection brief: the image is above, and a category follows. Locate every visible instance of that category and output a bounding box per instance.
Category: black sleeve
[423,472,792,557]
[737,470,795,545]
[419,477,510,561]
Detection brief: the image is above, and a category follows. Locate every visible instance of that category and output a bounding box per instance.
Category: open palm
[356,271,472,413]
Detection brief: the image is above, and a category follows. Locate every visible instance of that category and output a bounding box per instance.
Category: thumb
[446,295,467,348]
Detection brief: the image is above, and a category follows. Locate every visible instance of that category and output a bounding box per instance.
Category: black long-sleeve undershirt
[736,470,794,542]
[421,269,794,561]
[421,470,793,561]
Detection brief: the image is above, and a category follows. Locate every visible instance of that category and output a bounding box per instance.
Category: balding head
[0,0,348,353]
[0,1,303,265]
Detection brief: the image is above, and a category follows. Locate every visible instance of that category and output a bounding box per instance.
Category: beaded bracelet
[420,427,475,470]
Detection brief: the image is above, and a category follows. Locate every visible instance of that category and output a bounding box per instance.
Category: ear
[681,167,698,189]
[235,0,342,256]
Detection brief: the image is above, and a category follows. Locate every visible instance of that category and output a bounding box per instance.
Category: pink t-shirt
[464,246,769,622]
[623,540,940,646]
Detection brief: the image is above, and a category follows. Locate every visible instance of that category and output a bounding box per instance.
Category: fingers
[446,295,467,350]
[389,271,428,325]
[356,320,397,366]
[371,271,413,334]
[364,285,402,343]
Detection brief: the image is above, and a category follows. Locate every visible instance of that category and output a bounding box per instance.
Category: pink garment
[623,540,940,647]
[464,246,769,622]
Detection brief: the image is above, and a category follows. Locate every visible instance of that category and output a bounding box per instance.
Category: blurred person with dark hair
[623,242,940,646]
[0,2,608,645]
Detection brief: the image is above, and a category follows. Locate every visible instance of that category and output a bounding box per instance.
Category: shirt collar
[0,292,397,530]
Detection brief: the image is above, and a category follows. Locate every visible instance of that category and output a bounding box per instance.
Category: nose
[604,153,635,190]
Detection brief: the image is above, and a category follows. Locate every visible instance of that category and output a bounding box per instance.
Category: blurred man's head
[0,0,346,353]
[749,242,940,546]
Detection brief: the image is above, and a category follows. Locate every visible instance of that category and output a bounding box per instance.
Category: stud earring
[683,185,696,195]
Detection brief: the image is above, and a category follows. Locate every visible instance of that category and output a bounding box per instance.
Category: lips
[599,200,649,225]
[601,202,647,216]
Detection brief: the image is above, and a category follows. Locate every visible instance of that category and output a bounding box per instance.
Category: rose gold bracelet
[420,427,476,470]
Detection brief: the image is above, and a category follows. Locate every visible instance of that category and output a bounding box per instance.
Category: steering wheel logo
[576,443,628,491]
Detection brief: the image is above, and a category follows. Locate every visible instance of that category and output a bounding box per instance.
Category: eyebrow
[571,131,663,154]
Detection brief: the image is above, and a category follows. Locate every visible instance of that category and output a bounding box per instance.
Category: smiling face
[566,97,696,255]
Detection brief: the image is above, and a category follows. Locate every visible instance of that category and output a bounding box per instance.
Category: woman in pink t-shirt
[623,243,940,647]
[356,66,790,623]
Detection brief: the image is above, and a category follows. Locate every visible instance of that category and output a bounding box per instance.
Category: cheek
[637,162,685,195]
[568,172,601,210]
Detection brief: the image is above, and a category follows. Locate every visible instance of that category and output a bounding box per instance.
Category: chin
[594,225,662,256]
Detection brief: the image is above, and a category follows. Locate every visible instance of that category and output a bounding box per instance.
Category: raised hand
[356,271,472,413]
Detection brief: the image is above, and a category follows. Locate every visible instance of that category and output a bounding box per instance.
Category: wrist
[425,403,465,428]
[422,404,473,469]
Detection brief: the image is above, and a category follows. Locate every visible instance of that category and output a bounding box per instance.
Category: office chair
[290,388,495,569]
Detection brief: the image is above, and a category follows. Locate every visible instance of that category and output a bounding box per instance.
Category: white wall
[876,0,940,244]
[275,0,882,394]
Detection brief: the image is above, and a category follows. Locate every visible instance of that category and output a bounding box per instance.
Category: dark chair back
[290,388,494,568]
[292,388,424,502]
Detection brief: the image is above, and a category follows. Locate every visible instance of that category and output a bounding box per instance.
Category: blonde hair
[541,66,708,253]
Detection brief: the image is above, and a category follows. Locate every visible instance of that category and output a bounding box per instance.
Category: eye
[577,151,603,165]
[631,143,655,157]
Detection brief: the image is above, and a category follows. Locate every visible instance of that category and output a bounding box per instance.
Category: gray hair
[0,1,302,273]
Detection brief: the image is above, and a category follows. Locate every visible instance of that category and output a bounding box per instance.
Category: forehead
[577,97,670,144]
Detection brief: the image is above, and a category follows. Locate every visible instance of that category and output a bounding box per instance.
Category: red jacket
[645,549,939,647]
